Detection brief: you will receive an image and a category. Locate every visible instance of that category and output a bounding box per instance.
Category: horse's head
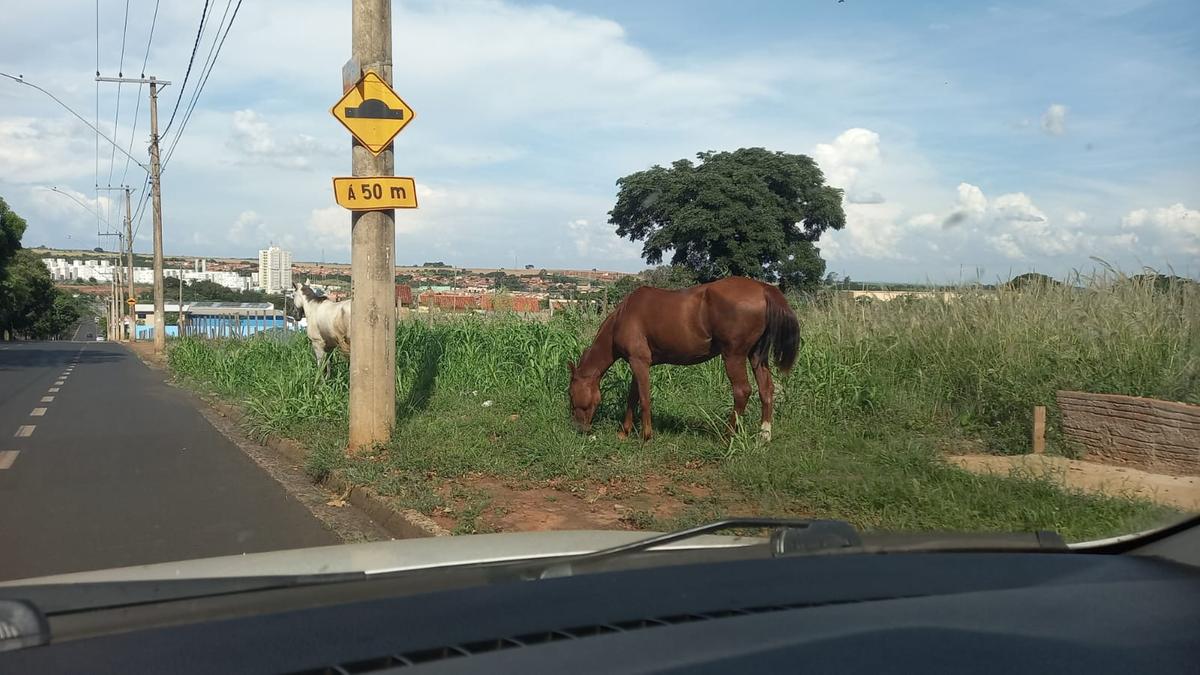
[291,282,308,317]
[567,360,601,432]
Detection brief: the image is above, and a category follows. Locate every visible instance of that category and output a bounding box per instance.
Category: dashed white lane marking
[41,396,54,402]
[0,451,18,470]
[48,387,60,393]
[31,408,47,417]
[15,426,34,438]
[54,380,65,386]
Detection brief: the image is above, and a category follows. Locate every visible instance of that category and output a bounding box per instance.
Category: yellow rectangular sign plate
[332,176,419,210]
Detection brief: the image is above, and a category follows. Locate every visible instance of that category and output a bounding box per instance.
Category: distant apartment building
[258,246,293,293]
[42,257,251,291]
[42,258,117,282]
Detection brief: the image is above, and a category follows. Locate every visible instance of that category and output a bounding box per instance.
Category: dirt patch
[949,454,1200,511]
[429,472,749,534]
[126,340,168,369]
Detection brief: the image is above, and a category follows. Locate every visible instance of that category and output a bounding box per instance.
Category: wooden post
[148,78,166,353]
[1032,405,1046,455]
[348,0,396,452]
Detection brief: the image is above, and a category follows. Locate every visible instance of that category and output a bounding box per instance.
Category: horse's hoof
[759,430,772,443]
[616,430,628,441]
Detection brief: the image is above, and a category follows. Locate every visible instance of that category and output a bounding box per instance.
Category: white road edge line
[31,408,47,417]
[0,451,18,470]
[15,426,34,438]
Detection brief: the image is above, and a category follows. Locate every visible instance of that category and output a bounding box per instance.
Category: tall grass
[167,276,1196,539]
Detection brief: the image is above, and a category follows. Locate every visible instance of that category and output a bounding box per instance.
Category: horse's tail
[754,283,800,374]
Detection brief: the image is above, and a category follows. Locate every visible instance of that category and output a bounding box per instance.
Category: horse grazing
[291,282,351,378]
[568,276,800,441]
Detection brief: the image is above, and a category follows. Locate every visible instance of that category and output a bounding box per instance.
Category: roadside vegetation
[168,273,1196,541]
[1,198,89,340]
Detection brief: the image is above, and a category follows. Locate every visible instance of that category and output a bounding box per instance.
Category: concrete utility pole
[97,74,170,351]
[124,187,135,342]
[148,78,166,353]
[347,0,397,451]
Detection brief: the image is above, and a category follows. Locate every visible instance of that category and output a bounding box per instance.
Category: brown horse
[568,276,800,441]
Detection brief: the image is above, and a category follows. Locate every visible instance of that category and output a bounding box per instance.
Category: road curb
[205,399,450,539]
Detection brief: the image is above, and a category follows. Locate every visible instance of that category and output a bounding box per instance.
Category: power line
[119,0,160,187]
[163,0,242,170]
[163,0,233,166]
[105,0,132,190]
[162,0,213,138]
[0,72,149,171]
[95,0,101,236]
[42,187,115,231]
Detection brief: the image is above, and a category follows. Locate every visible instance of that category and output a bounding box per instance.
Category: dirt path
[949,454,1200,511]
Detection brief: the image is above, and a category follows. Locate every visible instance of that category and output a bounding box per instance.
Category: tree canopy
[1,197,27,272]
[608,147,845,290]
[0,198,87,339]
[139,277,286,309]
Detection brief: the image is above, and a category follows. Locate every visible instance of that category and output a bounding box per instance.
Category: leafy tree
[609,147,845,291]
[0,250,82,339]
[139,277,285,309]
[604,265,698,304]
[1,197,27,272]
[1005,272,1061,290]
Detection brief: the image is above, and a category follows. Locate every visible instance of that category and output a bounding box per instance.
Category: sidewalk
[949,454,1200,512]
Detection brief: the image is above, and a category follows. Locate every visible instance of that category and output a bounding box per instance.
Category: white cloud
[943,182,989,227]
[565,217,642,260]
[1065,210,1089,225]
[226,110,331,169]
[306,206,349,254]
[1121,203,1200,256]
[813,128,884,204]
[1041,103,1068,135]
[0,117,101,183]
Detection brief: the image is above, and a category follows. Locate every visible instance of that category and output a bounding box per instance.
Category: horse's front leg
[723,354,752,435]
[617,376,639,440]
[311,339,327,382]
[630,358,653,441]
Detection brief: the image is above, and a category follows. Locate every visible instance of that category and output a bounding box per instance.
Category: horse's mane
[300,285,327,303]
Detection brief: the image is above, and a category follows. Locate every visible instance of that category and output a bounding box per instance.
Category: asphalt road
[0,339,338,581]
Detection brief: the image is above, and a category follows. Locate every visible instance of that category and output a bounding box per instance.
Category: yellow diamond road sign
[126,298,136,306]
[331,70,415,155]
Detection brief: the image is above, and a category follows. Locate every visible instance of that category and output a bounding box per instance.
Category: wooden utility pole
[347,0,397,451]
[148,77,166,353]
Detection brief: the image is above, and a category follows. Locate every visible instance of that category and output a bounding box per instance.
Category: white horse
[291,282,351,378]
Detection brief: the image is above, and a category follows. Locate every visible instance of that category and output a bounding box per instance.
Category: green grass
[167,274,1197,541]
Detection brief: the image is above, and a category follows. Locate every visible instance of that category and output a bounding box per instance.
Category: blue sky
[1,0,1196,282]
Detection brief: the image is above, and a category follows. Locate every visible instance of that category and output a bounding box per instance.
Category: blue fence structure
[134,302,298,340]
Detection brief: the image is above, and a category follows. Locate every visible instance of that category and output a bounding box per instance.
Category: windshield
[0,0,1196,585]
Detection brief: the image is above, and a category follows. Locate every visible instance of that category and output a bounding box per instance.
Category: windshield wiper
[527,518,1067,579]
[529,518,862,579]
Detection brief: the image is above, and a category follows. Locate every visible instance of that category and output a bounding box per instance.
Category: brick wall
[1056,391,1200,475]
